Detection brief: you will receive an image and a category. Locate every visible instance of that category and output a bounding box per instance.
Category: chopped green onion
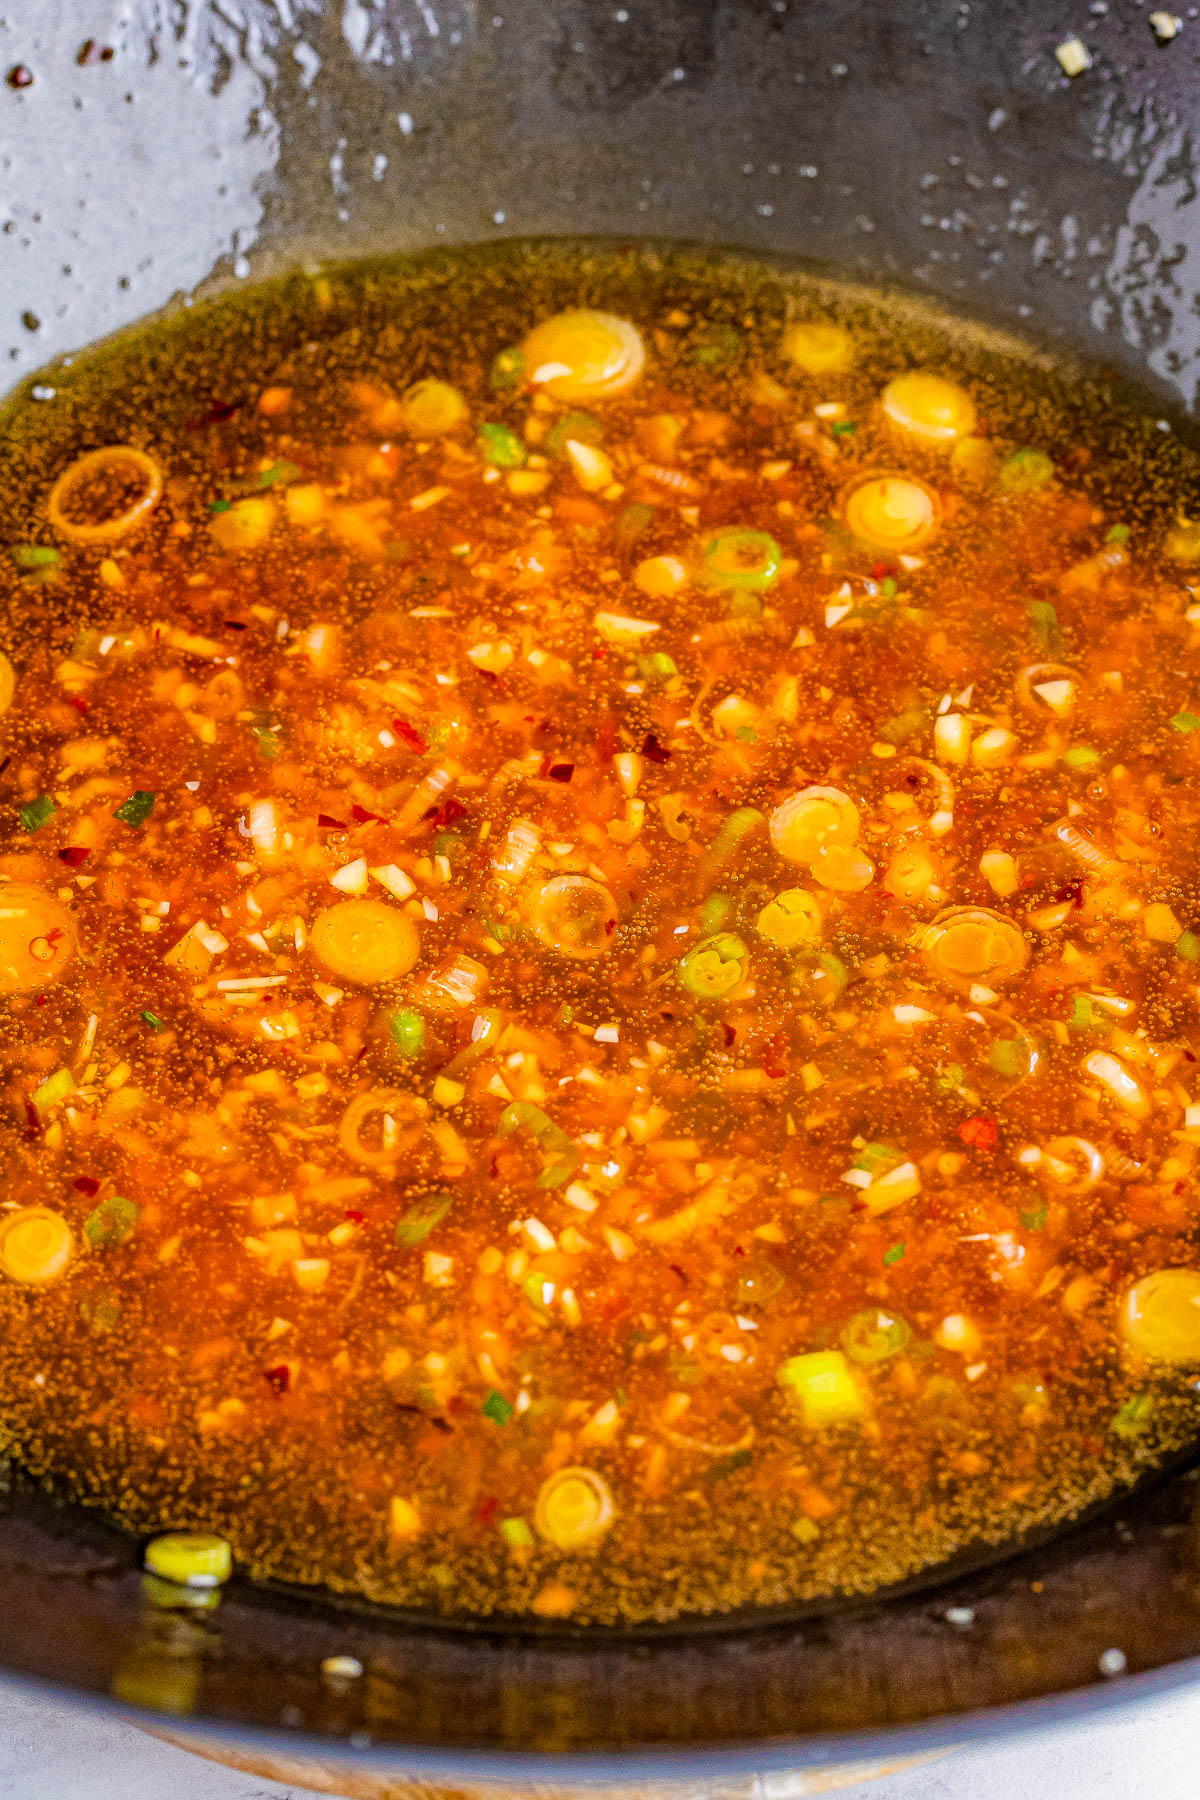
[388,1008,426,1060]
[678,932,748,1000]
[144,1532,232,1589]
[1111,1392,1154,1438]
[482,1388,514,1426]
[1105,523,1130,545]
[500,1100,578,1187]
[140,1009,165,1033]
[727,591,763,620]
[257,460,301,489]
[854,1141,902,1176]
[522,1269,554,1314]
[735,1261,785,1306]
[208,497,233,514]
[735,726,758,743]
[1171,710,1200,733]
[937,1063,965,1092]
[544,411,602,456]
[699,893,732,935]
[249,712,281,759]
[830,420,858,439]
[691,322,741,368]
[878,704,929,745]
[113,790,155,827]
[841,1307,911,1364]
[1063,745,1100,770]
[11,544,60,569]
[441,1007,503,1078]
[637,651,678,681]
[85,1195,139,1249]
[1069,994,1100,1031]
[881,575,898,599]
[18,795,55,833]
[999,448,1054,493]
[394,1192,452,1247]
[616,501,655,545]
[1177,931,1200,961]
[1028,601,1065,657]
[698,528,782,592]
[32,1067,75,1113]
[990,1036,1033,1078]
[1021,1203,1047,1231]
[882,1242,906,1267]
[813,951,849,999]
[499,1516,533,1548]
[477,422,527,468]
[706,806,766,865]
[489,346,524,391]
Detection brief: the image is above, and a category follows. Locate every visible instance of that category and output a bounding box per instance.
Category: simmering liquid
[0,242,1198,1625]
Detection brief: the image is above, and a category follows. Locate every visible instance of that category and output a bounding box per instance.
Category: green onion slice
[841,1307,911,1364]
[698,528,782,592]
[394,1193,453,1247]
[678,932,749,1000]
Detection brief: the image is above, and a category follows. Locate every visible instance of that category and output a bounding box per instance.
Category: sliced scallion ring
[841,1308,912,1365]
[843,473,939,552]
[678,932,749,1000]
[698,527,782,592]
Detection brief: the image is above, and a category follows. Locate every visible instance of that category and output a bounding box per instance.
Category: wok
[3,2,1200,1792]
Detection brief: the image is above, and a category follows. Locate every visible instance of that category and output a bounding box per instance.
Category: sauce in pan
[0,242,1199,1624]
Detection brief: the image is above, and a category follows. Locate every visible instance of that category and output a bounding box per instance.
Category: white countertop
[1,1679,1197,1799]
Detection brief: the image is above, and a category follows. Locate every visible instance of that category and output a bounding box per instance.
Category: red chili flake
[58,846,91,867]
[222,619,248,631]
[6,65,33,89]
[958,1116,998,1153]
[392,718,428,753]
[263,1364,291,1396]
[642,732,670,763]
[424,796,468,830]
[869,560,897,581]
[593,645,608,662]
[350,803,386,825]
[476,1495,502,1527]
[344,1208,365,1224]
[23,1100,41,1137]
[73,1175,100,1197]
[545,761,574,783]
[316,813,347,830]
[668,1264,689,1286]
[185,396,239,431]
[0,755,10,780]
[67,694,89,714]
[723,1023,738,1048]
[77,39,114,64]
[1051,877,1086,907]
[763,1030,788,1078]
